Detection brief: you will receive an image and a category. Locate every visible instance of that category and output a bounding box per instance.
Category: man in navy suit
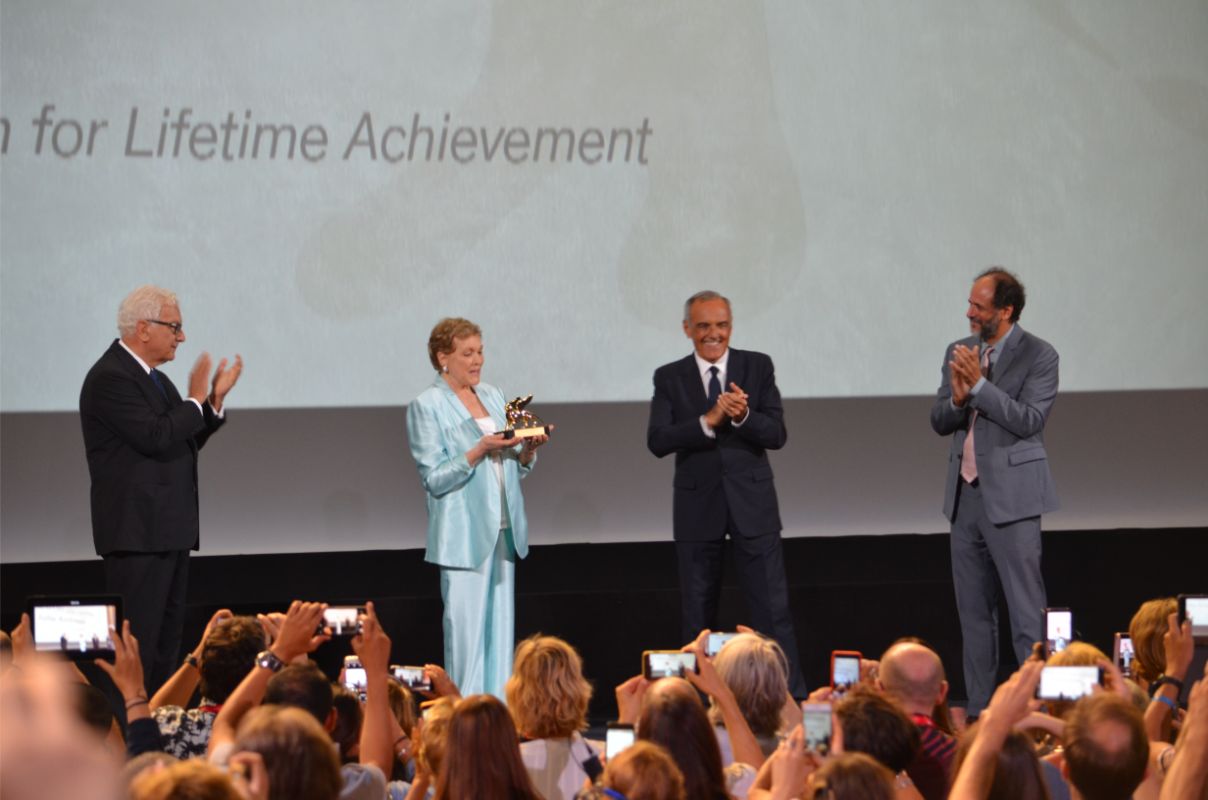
[648,290,806,697]
[80,285,242,690]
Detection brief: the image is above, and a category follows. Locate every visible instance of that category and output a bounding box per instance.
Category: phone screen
[344,668,368,692]
[1045,609,1072,654]
[29,598,120,658]
[801,702,832,754]
[324,606,364,636]
[606,725,635,760]
[1182,596,1208,639]
[1037,665,1100,701]
[393,666,432,691]
[644,651,696,679]
[832,656,860,690]
[706,632,739,658]
[1114,633,1134,677]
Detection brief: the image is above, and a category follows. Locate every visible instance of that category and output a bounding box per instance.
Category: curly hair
[199,615,266,703]
[505,634,592,739]
[427,317,482,371]
[130,759,243,800]
[415,697,456,778]
[1128,597,1177,687]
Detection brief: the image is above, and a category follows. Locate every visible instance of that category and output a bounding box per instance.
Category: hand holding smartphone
[830,650,862,692]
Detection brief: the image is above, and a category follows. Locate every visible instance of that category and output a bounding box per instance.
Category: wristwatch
[183,653,200,669]
[256,649,286,673]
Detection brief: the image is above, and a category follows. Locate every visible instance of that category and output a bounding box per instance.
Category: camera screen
[832,656,860,689]
[1116,635,1135,675]
[344,667,368,692]
[1046,610,1072,653]
[31,601,118,654]
[1185,596,1208,638]
[801,703,832,754]
[324,606,363,636]
[645,651,696,679]
[606,726,635,760]
[705,632,739,658]
[1038,666,1100,701]
[393,666,431,691]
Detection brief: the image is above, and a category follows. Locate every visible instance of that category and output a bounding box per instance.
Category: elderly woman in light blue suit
[406,317,549,698]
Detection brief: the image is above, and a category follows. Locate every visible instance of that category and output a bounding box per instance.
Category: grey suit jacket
[930,326,1060,525]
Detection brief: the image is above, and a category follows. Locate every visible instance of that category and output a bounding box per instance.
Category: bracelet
[1152,694,1179,714]
[1150,675,1185,697]
[125,697,149,710]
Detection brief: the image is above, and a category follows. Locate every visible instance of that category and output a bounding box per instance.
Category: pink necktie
[960,347,994,484]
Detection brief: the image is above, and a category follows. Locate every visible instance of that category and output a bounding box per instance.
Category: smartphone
[801,702,833,755]
[1036,665,1103,701]
[706,632,740,658]
[27,595,122,661]
[642,650,697,679]
[1178,594,1208,642]
[1113,632,1135,678]
[323,606,365,637]
[343,655,367,694]
[391,665,432,692]
[605,722,636,760]
[1045,607,1073,656]
[830,650,862,691]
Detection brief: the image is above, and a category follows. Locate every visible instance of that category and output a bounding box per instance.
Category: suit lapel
[110,341,172,412]
[727,349,747,395]
[990,326,1025,380]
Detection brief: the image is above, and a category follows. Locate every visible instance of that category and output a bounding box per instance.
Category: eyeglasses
[146,319,184,335]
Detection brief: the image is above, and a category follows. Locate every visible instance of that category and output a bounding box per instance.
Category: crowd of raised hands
[1,595,1206,800]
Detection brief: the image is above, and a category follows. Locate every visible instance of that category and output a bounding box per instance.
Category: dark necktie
[707,365,721,407]
[149,369,168,398]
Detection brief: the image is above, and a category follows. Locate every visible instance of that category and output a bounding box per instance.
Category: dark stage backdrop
[4,529,1205,721]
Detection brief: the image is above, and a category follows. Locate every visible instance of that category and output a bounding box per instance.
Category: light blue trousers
[439,528,516,699]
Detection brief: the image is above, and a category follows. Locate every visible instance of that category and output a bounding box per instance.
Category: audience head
[435,694,539,800]
[506,634,592,739]
[199,615,266,704]
[809,752,896,800]
[834,687,920,774]
[233,705,342,800]
[264,663,335,729]
[329,684,363,763]
[1045,641,1111,720]
[707,632,789,738]
[953,726,1050,800]
[74,682,116,738]
[878,640,948,716]
[414,697,456,779]
[1062,694,1148,800]
[637,678,727,800]
[1128,597,1177,687]
[386,680,417,738]
[129,759,243,800]
[599,740,687,800]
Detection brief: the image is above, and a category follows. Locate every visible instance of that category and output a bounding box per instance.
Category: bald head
[878,642,947,713]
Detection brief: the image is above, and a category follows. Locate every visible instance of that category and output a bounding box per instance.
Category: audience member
[878,640,957,799]
[1128,598,1178,691]
[577,741,688,800]
[1158,660,1208,800]
[129,755,269,800]
[952,727,1050,800]
[233,705,341,800]
[151,610,266,759]
[332,684,366,763]
[1061,694,1149,800]
[434,694,542,800]
[810,752,897,800]
[833,688,924,798]
[506,634,601,799]
[710,632,790,761]
[637,678,745,800]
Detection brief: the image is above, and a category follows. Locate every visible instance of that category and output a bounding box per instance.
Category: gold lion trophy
[500,395,551,440]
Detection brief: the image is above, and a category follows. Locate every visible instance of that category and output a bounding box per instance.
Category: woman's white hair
[117,285,177,336]
[707,632,789,737]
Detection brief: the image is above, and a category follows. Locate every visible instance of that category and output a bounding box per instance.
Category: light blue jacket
[406,376,532,569]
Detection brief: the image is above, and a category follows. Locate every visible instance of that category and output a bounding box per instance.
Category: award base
[500,425,550,440]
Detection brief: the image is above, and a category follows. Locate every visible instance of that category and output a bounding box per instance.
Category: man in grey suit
[931,268,1059,717]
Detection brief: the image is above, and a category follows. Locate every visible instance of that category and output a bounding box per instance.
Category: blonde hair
[130,759,242,800]
[1128,597,1176,687]
[707,632,788,736]
[1046,641,1110,720]
[415,697,456,778]
[427,317,482,371]
[602,741,686,800]
[506,634,592,739]
[387,680,417,735]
